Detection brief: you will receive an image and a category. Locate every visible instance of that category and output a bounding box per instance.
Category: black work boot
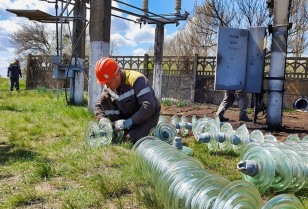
[239,115,252,122]
[219,116,229,122]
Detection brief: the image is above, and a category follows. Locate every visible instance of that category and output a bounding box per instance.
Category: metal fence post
[191,54,198,102]
[26,54,32,89]
[144,53,149,77]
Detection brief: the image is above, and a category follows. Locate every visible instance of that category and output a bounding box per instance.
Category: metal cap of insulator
[173,136,183,149]
[231,134,241,145]
[237,160,258,177]
[197,133,211,143]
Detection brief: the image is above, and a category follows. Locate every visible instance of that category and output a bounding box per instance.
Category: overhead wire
[113,0,178,23]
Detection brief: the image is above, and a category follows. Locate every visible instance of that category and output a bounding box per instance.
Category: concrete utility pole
[142,0,187,100]
[71,0,86,105]
[267,0,291,127]
[88,0,111,111]
[153,23,164,101]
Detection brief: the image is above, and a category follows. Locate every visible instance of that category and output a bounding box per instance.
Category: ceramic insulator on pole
[142,0,148,16]
[175,0,181,15]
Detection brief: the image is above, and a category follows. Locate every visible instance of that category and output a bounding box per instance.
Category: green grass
[0,77,307,208]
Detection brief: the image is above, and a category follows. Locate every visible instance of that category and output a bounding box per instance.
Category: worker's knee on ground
[128,118,158,143]
[128,127,152,143]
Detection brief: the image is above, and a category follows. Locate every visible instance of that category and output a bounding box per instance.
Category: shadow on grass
[266,126,308,134]
[0,173,14,180]
[209,150,239,158]
[0,104,24,112]
[295,188,308,198]
[0,142,39,164]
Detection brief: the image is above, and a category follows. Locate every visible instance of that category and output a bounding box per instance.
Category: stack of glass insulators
[151,115,193,155]
[85,118,124,147]
[167,115,278,154]
[133,136,305,209]
[237,137,308,193]
[262,194,305,209]
[133,136,263,209]
[170,115,193,137]
[191,116,261,154]
[150,115,177,144]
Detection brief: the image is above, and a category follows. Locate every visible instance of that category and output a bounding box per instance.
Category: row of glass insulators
[154,115,308,155]
[153,115,255,154]
[133,136,305,209]
[238,140,308,193]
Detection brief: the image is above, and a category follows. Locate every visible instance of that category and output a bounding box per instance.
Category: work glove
[114,118,133,131]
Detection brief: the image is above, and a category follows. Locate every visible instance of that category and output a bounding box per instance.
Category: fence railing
[26,54,308,89]
[112,55,308,78]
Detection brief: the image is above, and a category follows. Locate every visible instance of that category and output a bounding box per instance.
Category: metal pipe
[293,97,308,111]
[266,0,291,127]
[58,0,72,17]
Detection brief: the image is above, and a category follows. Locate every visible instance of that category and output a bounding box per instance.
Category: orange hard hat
[95,57,119,84]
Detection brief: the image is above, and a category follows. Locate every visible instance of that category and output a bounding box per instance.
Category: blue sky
[0,0,200,77]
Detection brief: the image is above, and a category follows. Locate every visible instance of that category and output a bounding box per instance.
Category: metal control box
[53,67,66,79]
[245,27,266,93]
[215,27,266,93]
[215,27,248,90]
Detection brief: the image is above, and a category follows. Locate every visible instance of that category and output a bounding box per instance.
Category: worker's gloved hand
[114,118,133,131]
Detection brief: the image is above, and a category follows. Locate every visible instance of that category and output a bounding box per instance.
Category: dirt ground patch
[161,104,308,141]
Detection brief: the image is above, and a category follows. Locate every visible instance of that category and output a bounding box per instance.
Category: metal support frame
[8,0,189,106]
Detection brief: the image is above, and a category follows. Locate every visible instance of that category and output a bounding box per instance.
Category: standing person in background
[216,90,252,122]
[7,59,22,91]
[94,57,161,143]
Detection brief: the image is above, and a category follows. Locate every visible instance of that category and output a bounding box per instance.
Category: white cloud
[132,48,146,56]
[0,18,21,34]
[111,33,136,47]
[111,16,130,33]
[124,15,155,44]
[0,49,15,77]
[0,0,54,13]
[111,1,122,17]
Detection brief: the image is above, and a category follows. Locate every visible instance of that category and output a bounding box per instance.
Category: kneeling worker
[94,57,161,143]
